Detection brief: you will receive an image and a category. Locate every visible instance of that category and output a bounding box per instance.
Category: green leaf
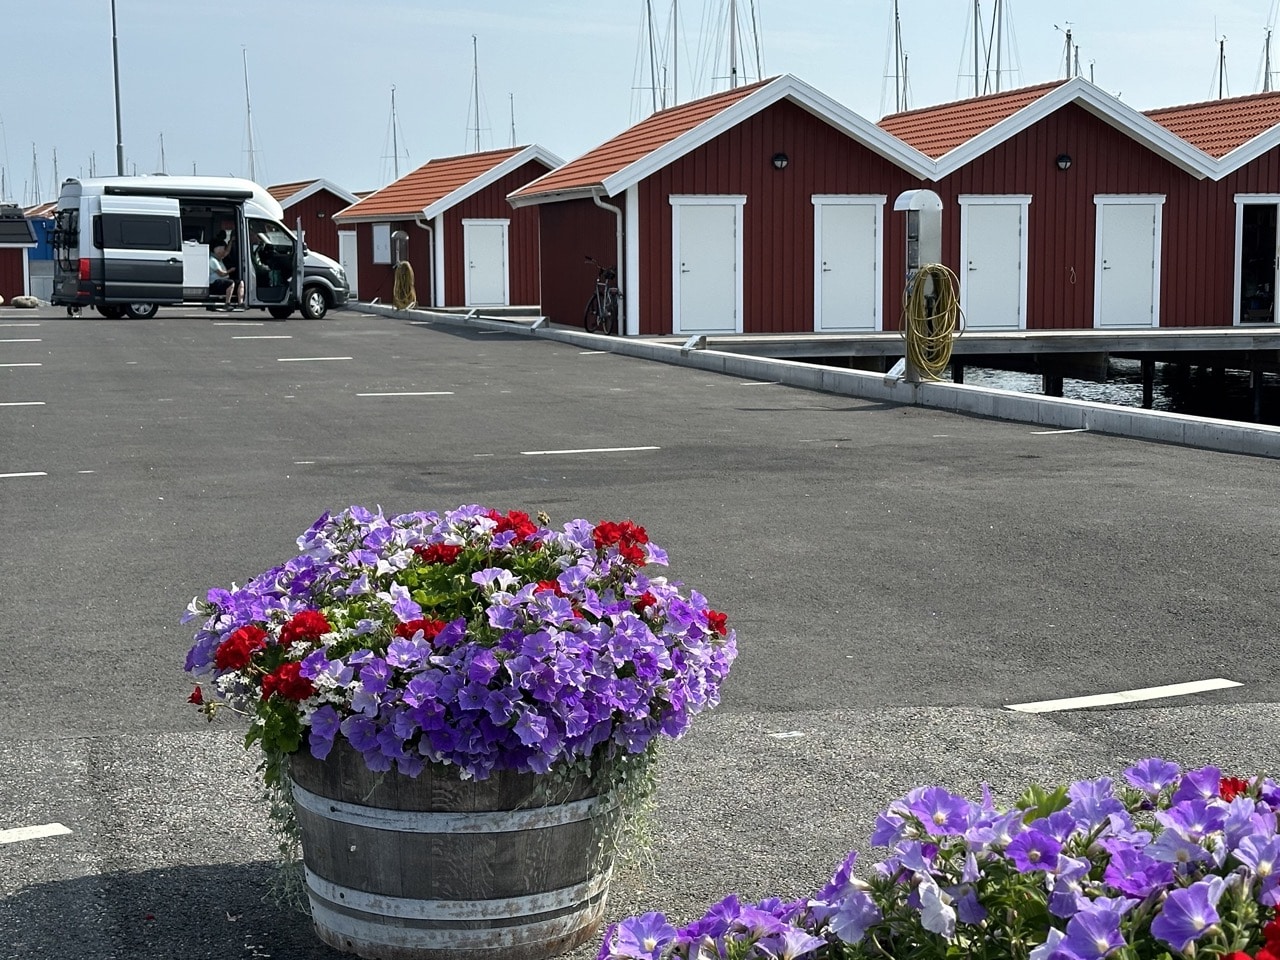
[1017,782,1070,822]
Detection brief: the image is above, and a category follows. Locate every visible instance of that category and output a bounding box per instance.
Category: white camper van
[50,175,349,319]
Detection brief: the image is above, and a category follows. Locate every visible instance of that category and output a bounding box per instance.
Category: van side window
[100,215,179,250]
[93,215,104,250]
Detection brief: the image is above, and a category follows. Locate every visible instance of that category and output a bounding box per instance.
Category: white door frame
[462,218,510,307]
[337,229,358,300]
[958,194,1031,330]
[1232,194,1280,326]
[1093,195,1163,328]
[811,195,886,332]
[670,195,746,335]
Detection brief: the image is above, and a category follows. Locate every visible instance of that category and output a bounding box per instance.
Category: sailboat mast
[159,132,166,174]
[1219,36,1227,98]
[391,86,400,179]
[242,48,256,182]
[1265,29,1273,93]
[994,0,1003,92]
[672,0,678,105]
[472,35,481,152]
[509,93,516,147]
[893,0,905,112]
[973,0,981,96]
[646,0,659,112]
[51,147,58,195]
[728,0,739,89]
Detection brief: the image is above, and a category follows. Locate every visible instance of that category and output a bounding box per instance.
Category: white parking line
[1006,677,1242,713]
[1030,428,1088,435]
[0,322,40,327]
[0,401,45,407]
[0,338,41,343]
[1,362,41,368]
[0,823,72,845]
[276,357,353,362]
[232,335,292,340]
[212,321,264,326]
[738,381,779,386]
[0,472,47,479]
[578,350,608,355]
[521,446,660,456]
[356,391,454,397]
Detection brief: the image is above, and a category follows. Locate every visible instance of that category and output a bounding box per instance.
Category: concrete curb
[351,302,1280,459]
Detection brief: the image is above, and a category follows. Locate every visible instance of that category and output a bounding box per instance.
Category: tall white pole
[729,0,738,88]
[111,0,124,175]
[243,48,256,182]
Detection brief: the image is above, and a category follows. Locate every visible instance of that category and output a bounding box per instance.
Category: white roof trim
[1211,122,1280,177]
[421,145,564,220]
[507,185,598,209]
[932,78,1216,179]
[599,74,935,196]
[277,178,360,208]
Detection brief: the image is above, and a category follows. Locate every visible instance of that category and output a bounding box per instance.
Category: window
[99,213,179,250]
[372,223,392,264]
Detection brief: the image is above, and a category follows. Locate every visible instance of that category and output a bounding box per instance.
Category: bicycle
[583,255,621,334]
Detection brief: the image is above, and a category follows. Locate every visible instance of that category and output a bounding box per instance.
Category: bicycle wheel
[603,292,619,335]
[583,296,606,333]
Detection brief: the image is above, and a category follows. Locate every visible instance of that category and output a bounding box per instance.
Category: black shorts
[209,278,233,294]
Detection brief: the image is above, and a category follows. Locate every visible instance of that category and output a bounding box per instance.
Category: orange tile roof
[266,179,315,203]
[23,201,57,218]
[336,147,527,220]
[512,79,773,200]
[1145,92,1280,158]
[878,81,1067,158]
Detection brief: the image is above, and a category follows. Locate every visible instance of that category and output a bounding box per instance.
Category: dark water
[950,360,1280,428]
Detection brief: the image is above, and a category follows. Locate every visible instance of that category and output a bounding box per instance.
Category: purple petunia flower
[609,912,677,960]
[1060,897,1132,960]
[1124,757,1182,795]
[1149,877,1224,952]
[899,785,973,836]
[1006,829,1063,873]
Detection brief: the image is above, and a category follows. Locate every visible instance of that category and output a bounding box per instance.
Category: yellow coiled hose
[900,263,964,380]
[393,261,418,310]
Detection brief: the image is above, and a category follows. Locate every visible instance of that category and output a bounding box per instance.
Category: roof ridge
[1146,89,1280,116]
[880,79,1068,121]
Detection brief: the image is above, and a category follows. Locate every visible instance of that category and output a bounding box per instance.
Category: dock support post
[1141,360,1155,409]
[952,362,964,384]
[1042,372,1064,397]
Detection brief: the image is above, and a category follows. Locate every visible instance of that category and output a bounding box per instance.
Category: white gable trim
[933,78,1216,180]
[601,75,934,197]
[422,145,565,220]
[278,179,361,208]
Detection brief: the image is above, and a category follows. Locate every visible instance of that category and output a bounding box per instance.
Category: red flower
[394,618,447,641]
[1220,775,1251,802]
[279,609,331,646]
[535,579,564,596]
[1223,953,1253,960]
[592,520,650,565]
[187,685,204,705]
[261,661,314,701]
[632,591,657,613]
[706,610,729,636]
[214,624,268,671]
[487,509,538,543]
[414,543,462,565]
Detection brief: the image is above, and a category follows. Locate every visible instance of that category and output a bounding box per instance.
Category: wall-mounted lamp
[1055,153,1073,171]
[771,152,789,170]
[317,210,327,218]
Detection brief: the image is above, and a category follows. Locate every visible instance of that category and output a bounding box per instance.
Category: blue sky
[4,1,1277,204]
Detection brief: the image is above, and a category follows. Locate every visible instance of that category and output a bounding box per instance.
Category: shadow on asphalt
[1,862,344,959]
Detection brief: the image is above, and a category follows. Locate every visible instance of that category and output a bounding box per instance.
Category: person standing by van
[209,243,243,309]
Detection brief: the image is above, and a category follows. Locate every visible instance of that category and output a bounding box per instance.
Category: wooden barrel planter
[288,740,623,960]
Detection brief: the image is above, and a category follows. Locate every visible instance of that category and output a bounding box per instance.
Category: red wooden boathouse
[334,146,561,309]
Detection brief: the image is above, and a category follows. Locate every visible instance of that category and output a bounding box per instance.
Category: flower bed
[600,760,1280,960]
[183,504,737,785]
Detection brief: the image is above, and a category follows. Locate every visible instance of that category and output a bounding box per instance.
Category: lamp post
[111,0,124,176]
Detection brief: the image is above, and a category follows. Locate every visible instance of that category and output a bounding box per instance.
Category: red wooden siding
[440,160,548,307]
[537,199,619,327]
[0,250,27,300]
[637,98,925,334]
[351,220,434,306]
[283,189,351,261]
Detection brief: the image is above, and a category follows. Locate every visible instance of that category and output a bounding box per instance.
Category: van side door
[97,195,184,304]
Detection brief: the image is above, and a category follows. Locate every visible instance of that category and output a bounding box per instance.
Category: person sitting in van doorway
[209,243,243,310]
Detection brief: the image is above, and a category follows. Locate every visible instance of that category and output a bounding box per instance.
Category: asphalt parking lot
[2,304,1278,959]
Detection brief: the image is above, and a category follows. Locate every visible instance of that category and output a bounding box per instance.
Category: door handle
[968,262,977,271]
[167,257,180,264]
[1102,261,1112,270]
[680,265,691,274]
[821,261,832,272]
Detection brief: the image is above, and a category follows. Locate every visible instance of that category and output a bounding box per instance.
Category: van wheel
[300,286,328,320]
[124,303,159,319]
[98,305,124,319]
[268,306,294,320]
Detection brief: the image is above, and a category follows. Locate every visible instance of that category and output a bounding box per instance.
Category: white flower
[918,876,956,939]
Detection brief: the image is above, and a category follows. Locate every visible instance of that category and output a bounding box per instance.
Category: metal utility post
[111,0,125,176]
[893,189,945,383]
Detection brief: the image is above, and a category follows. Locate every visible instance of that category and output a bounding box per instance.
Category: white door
[463,220,509,306]
[338,230,359,300]
[961,200,1027,330]
[814,198,881,331]
[1096,199,1161,328]
[673,199,741,334]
